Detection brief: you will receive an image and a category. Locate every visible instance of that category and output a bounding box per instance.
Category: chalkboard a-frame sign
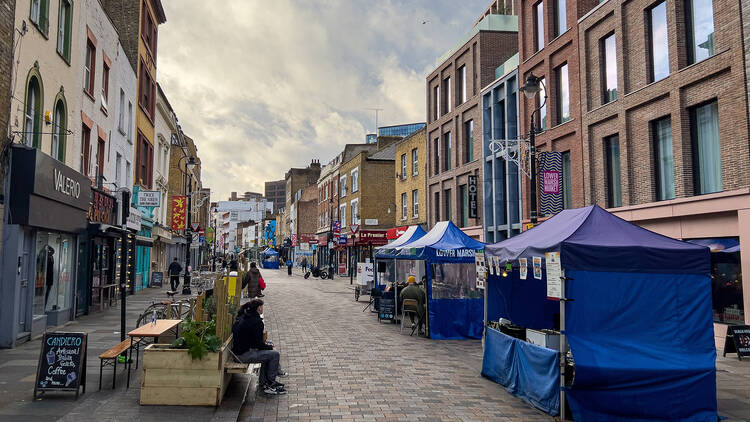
[723,325,750,361]
[34,332,87,399]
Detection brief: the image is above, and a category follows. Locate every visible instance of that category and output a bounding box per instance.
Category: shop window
[431,263,480,299]
[34,232,75,316]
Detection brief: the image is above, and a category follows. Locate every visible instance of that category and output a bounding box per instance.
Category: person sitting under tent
[400,276,426,332]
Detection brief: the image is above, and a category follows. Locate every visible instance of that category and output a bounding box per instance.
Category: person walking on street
[168,258,182,292]
[286,259,293,276]
[229,255,239,272]
[301,257,308,274]
[243,262,264,298]
[232,299,287,395]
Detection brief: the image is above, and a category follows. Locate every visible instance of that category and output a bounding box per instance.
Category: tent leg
[560,270,567,421]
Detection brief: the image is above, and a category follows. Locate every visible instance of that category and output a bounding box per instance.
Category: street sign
[338,234,347,245]
[191,222,200,231]
[199,228,205,236]
[332,220,341,234]
[350,224,359,233]
[137,190,161,207]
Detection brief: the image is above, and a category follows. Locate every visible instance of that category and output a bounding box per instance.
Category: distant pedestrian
[229,255,239,272]
[286,259,293,276]
[301,258,308,273]
[243,262,263,298]
[168,258,182,291]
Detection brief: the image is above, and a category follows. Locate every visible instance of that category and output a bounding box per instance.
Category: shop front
[152,224,172,282]
[0,146,92,348]
[135,214,154,291]
[610,188,750,350]
[345,230,388,275]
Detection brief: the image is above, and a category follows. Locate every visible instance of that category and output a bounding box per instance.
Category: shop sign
[308,239,318,245]
[468,175,478,219]
[539,152,563,215]
[127,207,142,231]
[137,190,161,207]
[365,218,378,226]
[387,226,409,240]
[357,263,374,286]
[171,196,187,230]
[88,189,116,225]
[291,234,297,247]
[542,171,560,194]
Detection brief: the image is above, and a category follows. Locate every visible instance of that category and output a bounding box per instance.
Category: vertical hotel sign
[468,175,478,218]
[171,196,187,230]
[538,151,563,215]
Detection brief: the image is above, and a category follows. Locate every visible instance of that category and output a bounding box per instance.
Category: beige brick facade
[394,128,427,227]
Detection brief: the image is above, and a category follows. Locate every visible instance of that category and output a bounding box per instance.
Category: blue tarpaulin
[484,205,716,421]
[261,248,279,269]
[482,328,560,415]
[388,221,485,340]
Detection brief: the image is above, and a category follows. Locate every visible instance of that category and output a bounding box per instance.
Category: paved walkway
[0,267,748,421]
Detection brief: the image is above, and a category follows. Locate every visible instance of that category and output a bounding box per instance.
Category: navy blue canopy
[485,205,709,274]
[484,205,716,420]
[261,248,279,256]
[395,221,485,262]
[375,225,427,259]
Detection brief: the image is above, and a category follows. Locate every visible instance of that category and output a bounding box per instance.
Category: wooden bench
[224,361,260,374]
[99,339,141,390]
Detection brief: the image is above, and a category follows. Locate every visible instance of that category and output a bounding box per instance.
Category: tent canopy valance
[393,221,485,262]
[375,225,427,259]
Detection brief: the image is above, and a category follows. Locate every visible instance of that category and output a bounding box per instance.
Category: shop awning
[136,235,154,247]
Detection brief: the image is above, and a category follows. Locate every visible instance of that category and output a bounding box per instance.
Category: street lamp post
[177,155,197,294]
[518,73,547,225]
[212,216,217,271]
[328,198,335,279]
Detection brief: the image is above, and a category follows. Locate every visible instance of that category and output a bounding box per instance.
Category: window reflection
[649,2,670,82]
[687,0,714,64]
[431,263,480,299]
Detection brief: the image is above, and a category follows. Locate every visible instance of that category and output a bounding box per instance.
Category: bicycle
[135,291,194,327]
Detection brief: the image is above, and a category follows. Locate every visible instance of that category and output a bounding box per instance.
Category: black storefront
[0,145,92,347]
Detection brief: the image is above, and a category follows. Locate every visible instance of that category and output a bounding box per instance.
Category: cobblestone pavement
[239,269,551,422]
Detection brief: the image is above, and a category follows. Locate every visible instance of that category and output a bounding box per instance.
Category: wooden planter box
[140,337,233,406]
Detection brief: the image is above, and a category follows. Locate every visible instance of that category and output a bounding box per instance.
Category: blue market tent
[390,221,485,340]
[482,205,717,420]
[375,225,427,259]
[260,248,279,269]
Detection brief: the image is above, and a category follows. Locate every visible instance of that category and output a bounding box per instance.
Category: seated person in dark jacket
[232,299,286,394]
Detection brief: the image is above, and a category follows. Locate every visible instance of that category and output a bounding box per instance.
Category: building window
[412,148,418,175]
[351,168,359,192]
[84,41,96,96]
[459,184,468,228]
[648,1,670,83]
[686,0,714,64]
[141,2,158,58]
[56,0,72,62]
[444,189,452,222]
[537,77,547,130]
[601,33,618,103]
[562,151,572,209]
[534,1,544,52]
[24,76,42,148]
[137,134,153,188]
[690,100,721,194]
[458,65,467,105]
[433,137,440,175]
[401,154,407,180]
[51,99,66,161]
[464,120,474,163]
[433,85,440,120]
[340,204,346,226]
[115,153,122,187]
[556,63,570,124]
[652,116,675,200]
[605,135,622,208]
[96,136,105,178]
[444,77,452,113]
[126,161,131,187]
[81,124,91,175]
[434,191,440,222]
[139,61,155,119]
[554,0,566,37]
[443,132,451,171]
[118,89,126,134]
[127,101,133,143]
[412,189,419,217]
[351,199,359,224]
[340,175,347,197]
[101,61,110,110]
[401,192,407,220]
[30,0,49,35]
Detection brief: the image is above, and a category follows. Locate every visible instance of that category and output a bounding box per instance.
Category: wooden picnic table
[126,319,182,388]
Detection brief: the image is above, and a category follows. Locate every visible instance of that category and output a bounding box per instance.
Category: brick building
[283,160,321,253]
[517,0,598,218]
[0,0,13,264]
[575,0,750,347]
[264,180,286,213]
[426,13,519,241]
[394,128,427,230]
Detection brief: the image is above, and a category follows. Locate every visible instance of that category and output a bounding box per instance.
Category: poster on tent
[474,250,486,289]
[533,257,542,279]
[519,258,528,280]
[545,252,562,300]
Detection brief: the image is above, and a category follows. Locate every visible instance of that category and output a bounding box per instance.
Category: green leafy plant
[202,295,239,323]
[171,318,222,360]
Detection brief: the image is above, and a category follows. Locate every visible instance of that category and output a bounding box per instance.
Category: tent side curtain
[565,270,717,421]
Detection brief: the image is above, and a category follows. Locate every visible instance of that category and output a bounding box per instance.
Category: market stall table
[126,319,182,388]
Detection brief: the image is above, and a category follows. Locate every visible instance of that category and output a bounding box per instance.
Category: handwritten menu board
[724,325,750,361]
[34,332,87,399]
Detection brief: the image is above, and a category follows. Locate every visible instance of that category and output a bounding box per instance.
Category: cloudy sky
[158,0,488,202]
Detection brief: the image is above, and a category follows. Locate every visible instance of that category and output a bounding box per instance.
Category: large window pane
[465,120,474,163]
[444,132,451,171]
[555,0,566,37]
[601,33,618,103]
[460,184,468,228]
[431,263,480,299]
[648,2,670,82]
[692,101,722,194]
[538,77,547,130]
[557,63,569,124]
[652,117,675,200]
[535,1,544,51]
[686,0,714,64]
[605,135,622,207]
[562,151,572,209]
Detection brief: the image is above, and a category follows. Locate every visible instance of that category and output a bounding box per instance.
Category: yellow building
[394,128,427,229]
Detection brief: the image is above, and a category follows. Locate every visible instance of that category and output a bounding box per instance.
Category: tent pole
[560,270,567,420]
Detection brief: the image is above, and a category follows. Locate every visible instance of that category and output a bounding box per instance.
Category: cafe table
[126,319,182,388]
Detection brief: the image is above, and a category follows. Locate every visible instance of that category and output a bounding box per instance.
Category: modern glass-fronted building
[378,123,426,138]
[481,55,522,243]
